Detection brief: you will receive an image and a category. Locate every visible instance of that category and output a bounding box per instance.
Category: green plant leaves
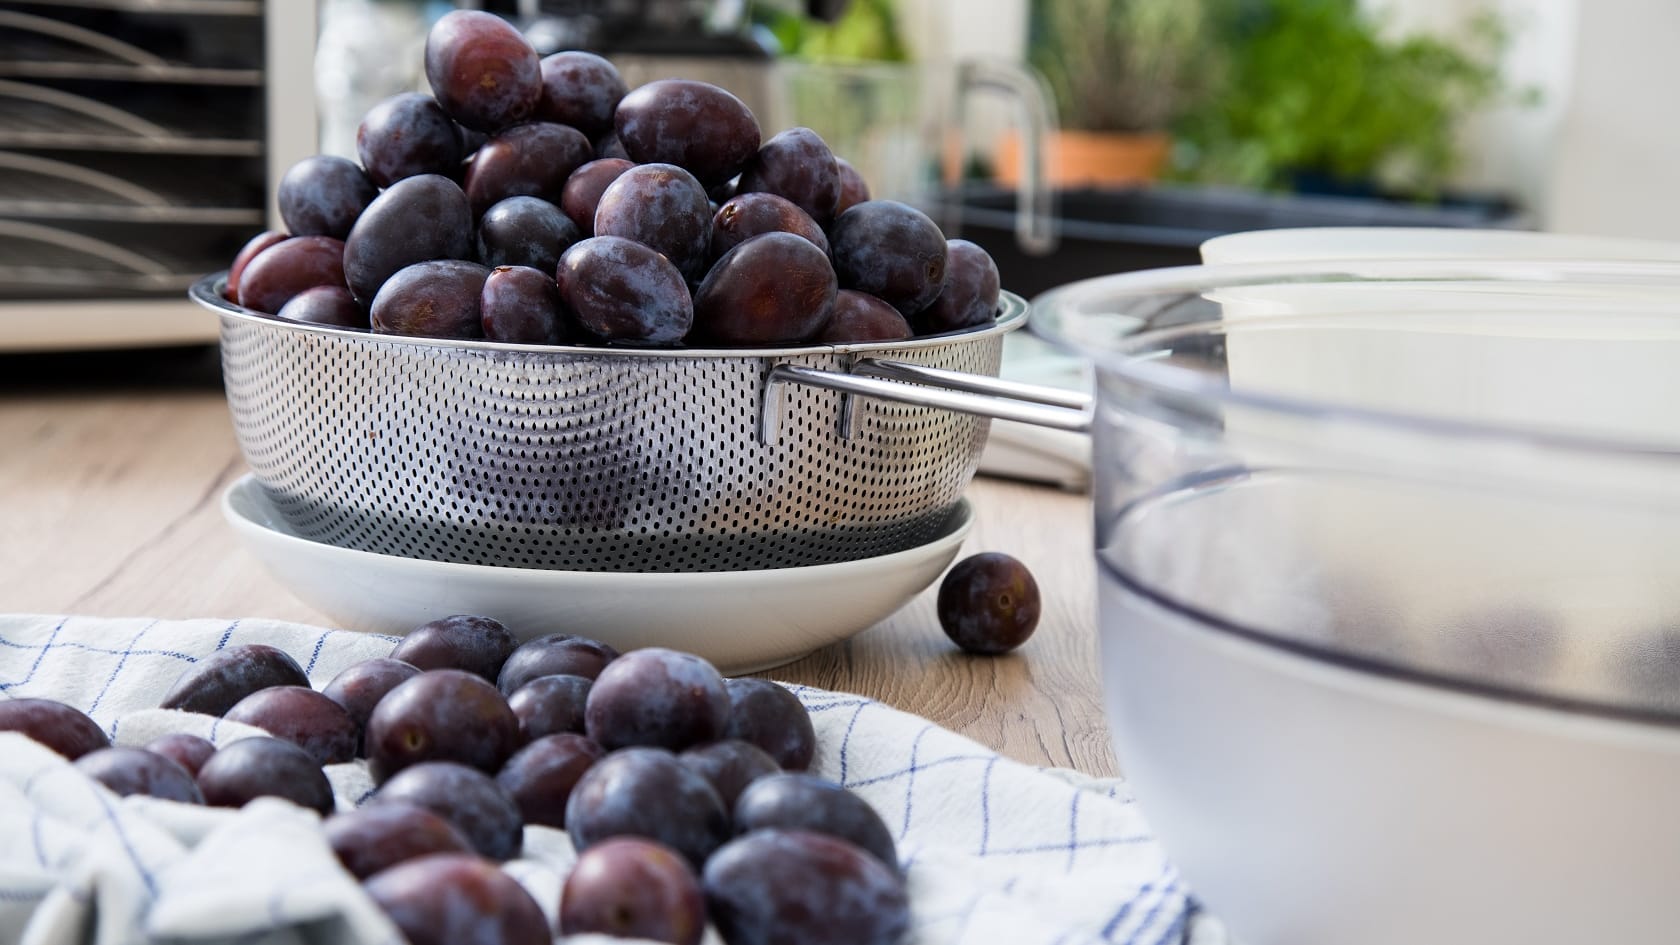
[1169,0,1524,197]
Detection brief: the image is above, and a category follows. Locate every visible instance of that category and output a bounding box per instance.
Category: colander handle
[760,358,1093,443]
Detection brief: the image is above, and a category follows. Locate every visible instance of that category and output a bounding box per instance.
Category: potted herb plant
[1000,0,1213,186]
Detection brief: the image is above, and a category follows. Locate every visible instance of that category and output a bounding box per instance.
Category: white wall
[892,0,1033,177]
[894,0,1029,64]
[1375,0,1576,225]
[1379,0,1680,240]
[1543,0,1680,240]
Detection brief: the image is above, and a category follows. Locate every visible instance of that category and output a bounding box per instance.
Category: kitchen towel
[0,614,1220,945]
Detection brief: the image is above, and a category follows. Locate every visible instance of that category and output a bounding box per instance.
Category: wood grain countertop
[0,346,1115,777]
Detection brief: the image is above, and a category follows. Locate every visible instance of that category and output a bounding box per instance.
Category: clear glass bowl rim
[1030,257,1680,459]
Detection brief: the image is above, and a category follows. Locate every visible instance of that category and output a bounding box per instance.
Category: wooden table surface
[0,347,1116,777]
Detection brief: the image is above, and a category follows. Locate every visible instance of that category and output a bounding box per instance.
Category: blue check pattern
[0,614,1214,945]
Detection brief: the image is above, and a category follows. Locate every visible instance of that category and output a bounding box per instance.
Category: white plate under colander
[222,474,972,674]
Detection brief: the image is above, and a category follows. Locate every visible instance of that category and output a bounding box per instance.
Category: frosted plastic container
[1033,259,1680,945]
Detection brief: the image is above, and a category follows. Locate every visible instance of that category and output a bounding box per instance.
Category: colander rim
[190,272,1029,358]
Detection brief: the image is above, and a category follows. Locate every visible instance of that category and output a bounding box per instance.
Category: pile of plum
[0,617,908,945]
[227,10,1001,349]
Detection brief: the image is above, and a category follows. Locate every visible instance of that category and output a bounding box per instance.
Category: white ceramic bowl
[223,474,971,674]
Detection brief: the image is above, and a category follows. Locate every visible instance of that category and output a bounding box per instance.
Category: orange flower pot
[995,130,1172,187]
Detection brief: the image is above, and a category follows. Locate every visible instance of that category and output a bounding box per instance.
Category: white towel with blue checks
[0,614,1220,945]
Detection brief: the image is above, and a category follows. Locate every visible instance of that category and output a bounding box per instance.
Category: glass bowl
[1033,259,1680,945]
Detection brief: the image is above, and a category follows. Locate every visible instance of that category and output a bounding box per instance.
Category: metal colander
[193,276,1089,573]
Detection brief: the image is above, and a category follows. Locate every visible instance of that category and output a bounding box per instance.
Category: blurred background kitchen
[0,0,1672,353]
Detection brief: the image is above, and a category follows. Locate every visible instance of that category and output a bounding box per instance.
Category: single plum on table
[936,552,1041,654]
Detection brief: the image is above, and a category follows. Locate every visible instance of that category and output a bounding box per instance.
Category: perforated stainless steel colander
[191,275,1089,572]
